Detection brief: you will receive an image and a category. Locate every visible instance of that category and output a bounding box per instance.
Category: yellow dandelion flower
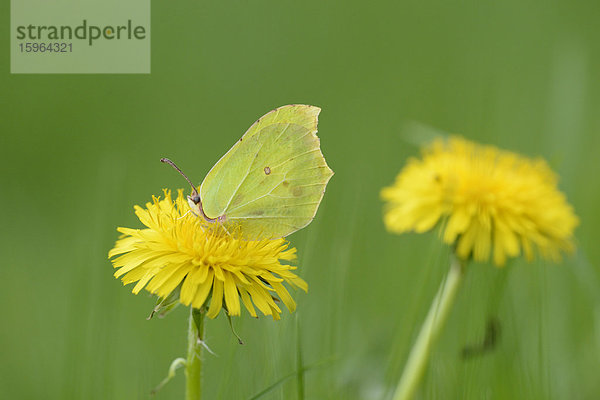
[108,189,307,320]
[381,136,578,266]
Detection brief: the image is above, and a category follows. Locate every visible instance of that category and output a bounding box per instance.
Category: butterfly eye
[191,195,201,204]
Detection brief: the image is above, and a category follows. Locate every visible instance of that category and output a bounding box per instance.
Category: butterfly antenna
[160,158,199,195]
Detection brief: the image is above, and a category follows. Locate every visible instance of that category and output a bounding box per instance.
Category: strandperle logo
[15,20,147,46]
[11,0,150,74]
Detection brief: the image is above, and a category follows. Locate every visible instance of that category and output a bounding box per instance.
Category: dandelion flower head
[381,137,578,266]
[108,190,307,319]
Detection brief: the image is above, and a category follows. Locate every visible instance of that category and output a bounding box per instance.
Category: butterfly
[162,104,334,239]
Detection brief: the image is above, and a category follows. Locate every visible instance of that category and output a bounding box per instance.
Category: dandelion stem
[186,307,205,400]
[392,254,466,400]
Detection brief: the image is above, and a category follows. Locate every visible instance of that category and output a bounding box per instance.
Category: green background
[2,1,600,399]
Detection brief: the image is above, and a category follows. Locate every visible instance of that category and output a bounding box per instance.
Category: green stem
[392,255,466,400]
[186,307,205,400]
[296,314,304,400]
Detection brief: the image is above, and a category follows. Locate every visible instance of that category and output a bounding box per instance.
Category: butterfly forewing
[199,105,333,239]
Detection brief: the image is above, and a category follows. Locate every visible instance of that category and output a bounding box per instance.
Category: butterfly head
[161,157,205,218]
[187,193,202,217]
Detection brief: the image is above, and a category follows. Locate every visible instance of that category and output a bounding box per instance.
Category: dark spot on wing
[292,186,303,197]
[264,166,271,175]
[282,180,289,187]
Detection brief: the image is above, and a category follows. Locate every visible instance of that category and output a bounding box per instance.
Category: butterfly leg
[221,224,232,237]
[178,210,192,220]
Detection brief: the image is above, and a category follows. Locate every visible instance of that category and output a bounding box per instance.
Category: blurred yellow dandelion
[108,189,307,320]
[381,136,578,266]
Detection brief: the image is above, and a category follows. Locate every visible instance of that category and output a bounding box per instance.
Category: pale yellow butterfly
[162,104,333,239]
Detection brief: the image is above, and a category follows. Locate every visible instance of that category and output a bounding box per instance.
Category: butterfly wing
[200,104,333,239]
